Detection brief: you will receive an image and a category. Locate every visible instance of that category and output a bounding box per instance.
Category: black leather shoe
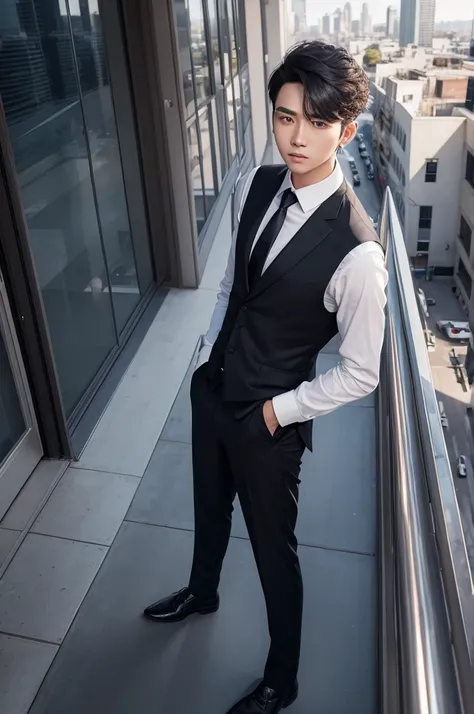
[226,680,298,713]
[143,587,219,623]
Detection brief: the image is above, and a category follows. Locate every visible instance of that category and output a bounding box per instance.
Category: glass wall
[173,0,251,244]
[0,0,154,418]
[0,332,25,465]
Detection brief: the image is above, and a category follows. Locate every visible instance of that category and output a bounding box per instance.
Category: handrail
[379,188,473,712]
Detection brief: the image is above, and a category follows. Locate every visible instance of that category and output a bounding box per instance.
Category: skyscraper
[343,3,352,34]
[322,13,331,34]
[386,5,398,37]
[361,2,370,35]
[400,0,436,47]
[419,0,436,46]
[334,8,342,34]
[292,0,306,31]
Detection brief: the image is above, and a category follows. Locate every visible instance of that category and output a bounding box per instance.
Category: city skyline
[305,0,471,26]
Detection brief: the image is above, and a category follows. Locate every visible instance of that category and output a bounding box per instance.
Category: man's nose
[291,123,307,147]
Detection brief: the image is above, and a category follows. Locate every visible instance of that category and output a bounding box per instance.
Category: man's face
[273,82,356,178]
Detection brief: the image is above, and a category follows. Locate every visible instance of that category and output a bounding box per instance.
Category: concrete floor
[0,186,379,713]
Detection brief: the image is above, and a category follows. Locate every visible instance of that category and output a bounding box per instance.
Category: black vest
[208,165,378,450]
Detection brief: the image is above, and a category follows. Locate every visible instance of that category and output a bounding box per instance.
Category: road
[344,114,474,561]
[415,278,474,561]
[339,113,380,221]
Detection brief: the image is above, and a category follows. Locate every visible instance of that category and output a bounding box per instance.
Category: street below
[343,113,474,565]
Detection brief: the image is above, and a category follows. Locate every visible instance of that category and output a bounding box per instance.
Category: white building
[372,75,467,273]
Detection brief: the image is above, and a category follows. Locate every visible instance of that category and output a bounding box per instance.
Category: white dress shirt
[197,161,388,427]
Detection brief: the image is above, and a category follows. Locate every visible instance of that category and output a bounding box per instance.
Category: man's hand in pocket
[263,400,279,436]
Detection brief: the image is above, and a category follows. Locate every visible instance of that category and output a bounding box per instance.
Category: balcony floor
[25,345,378,714]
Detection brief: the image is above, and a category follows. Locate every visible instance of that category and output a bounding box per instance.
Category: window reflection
[232,74,244,156]
[0,0,117,416]
[241,64,251,129]
[71,1,142,334]
[226,84,237,160]
[174,0,196,117]
[199,107,217,217]
[0,332,25,465]
[189,0,212,106]
[206,0,222,85]
[187,122,206,233]
[226,0,238,76]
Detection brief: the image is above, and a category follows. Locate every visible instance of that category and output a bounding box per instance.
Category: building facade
[0,0,287,520]
[372,77,466,274]
[454,108,474,318]
[400,0,435,47]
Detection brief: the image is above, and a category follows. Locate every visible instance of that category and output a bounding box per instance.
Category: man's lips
[288,152,308,159]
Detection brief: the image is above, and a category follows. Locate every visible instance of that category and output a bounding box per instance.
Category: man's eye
[312,120,326,128]
[280,116,293,123]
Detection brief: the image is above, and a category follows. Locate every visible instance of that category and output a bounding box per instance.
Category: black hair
[268,40,370,126]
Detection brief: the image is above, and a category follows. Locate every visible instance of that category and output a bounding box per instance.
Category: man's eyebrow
[275,106,297,116]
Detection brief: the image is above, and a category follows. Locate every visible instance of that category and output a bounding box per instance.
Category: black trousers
[188,363,306,690]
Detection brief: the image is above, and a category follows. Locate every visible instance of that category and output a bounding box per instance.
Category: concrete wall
[264,0,296,78]
[245,0,268,163]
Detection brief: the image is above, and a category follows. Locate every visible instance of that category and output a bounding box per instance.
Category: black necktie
[248,188,298,289]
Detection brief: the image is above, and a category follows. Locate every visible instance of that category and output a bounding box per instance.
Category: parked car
[358,142,367,153]
[367,168,374,180]
[436,320,470,341]
[417,288,429,317]
[364,157,372,168]
[352,172,361,186]
[360,150,369,160]
[357,132,364,142]
[424,329,436,351]
[347,155,356,167]
[438,400,448,428]
[457,455,467,478]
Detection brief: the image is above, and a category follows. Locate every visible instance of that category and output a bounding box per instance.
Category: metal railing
[378,188,474,713]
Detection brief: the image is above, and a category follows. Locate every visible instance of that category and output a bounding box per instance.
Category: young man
[144,41,388,713]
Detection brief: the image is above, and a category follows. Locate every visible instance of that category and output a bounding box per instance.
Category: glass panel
[240,63,251,128]
[187,121,206,233]
[233,73,244,156]
[234,0,248,67]
[210,97,223,187]
[198,106,217,216]
[189,0,212,107]
[0,331,25,466]
[174,0,196,117]
[219,0,231,80]
[225,83,237,161]
[0,0,117,417]
[206,0,222,86]
[69,1,141,334]
[226,0,238,75]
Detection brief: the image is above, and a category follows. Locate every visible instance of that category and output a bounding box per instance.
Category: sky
[305,0,474,26]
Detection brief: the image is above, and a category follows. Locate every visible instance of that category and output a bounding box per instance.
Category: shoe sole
[143,604,219,623]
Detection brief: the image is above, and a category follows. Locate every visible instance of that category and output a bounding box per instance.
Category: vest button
[227,347,234,354]
[242,306,248,312]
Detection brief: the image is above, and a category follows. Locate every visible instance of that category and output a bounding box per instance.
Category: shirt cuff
[272,390,305,427]
[195,343,213,370]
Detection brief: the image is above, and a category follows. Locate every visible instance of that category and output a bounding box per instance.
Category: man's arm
[195,167,259,369]
[270,247,388,427]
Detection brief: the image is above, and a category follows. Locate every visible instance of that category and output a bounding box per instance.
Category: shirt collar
[277,160,345,214]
